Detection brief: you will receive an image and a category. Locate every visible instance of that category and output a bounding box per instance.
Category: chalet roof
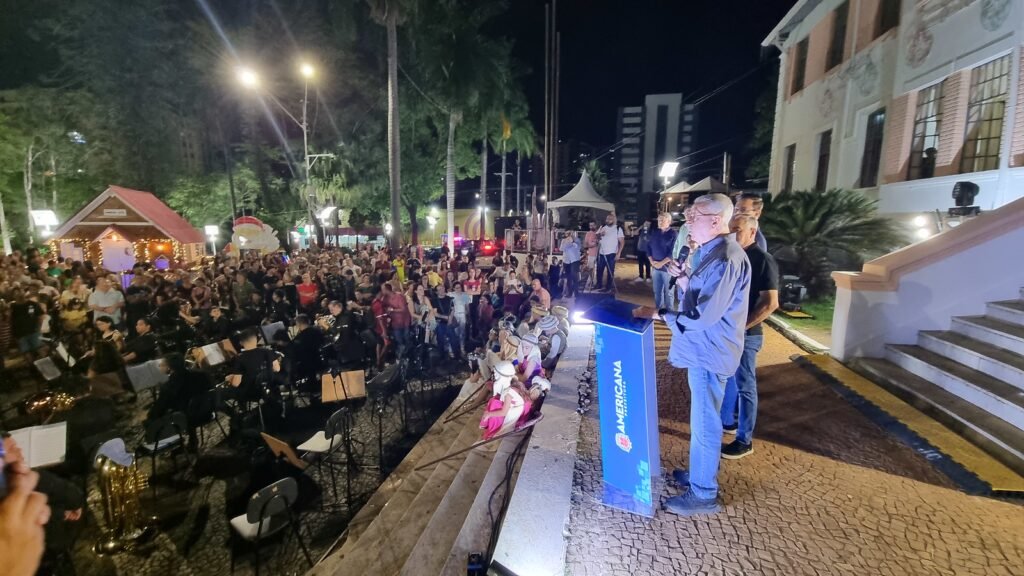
[52,185,205,244]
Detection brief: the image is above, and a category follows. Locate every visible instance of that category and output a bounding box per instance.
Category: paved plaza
[562,267,1024,576]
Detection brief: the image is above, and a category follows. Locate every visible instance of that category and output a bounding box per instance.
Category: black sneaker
[664,489,721,517]
[671,468,689,486]
[721,440,753,460]
[722,424,737,435]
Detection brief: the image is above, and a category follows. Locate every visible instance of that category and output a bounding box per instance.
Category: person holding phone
[594,213,624,293]
[0,434,52,576]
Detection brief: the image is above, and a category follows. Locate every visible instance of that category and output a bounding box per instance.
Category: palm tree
[367,0,412,249]
[759,189,907,297]
[581,159,609,195]
[418,1,505,251]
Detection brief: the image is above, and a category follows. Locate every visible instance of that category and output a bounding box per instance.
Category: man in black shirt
[227,328,281,402]
[720,214,779,460]
[288,314,325,383]
[9,288,43,360]
[122,317,159,365]
[202,306,232,343]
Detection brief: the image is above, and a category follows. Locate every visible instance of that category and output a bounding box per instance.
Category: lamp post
[236,63,332,247]
[659,161,679,215]
[204,225,219,257]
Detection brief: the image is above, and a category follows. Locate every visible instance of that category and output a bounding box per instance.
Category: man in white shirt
[595,212,624,292]
[87,277,125,327]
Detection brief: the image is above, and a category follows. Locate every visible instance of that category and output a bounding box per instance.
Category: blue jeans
[720,334,763,445]
[435,322,461,358]
[652,268,673,310]
[687,367,728,500]
[596,253,616,290]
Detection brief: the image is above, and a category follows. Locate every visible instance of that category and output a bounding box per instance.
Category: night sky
[502,0,797,182]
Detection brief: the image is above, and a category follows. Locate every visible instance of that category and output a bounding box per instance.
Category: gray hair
[694,193,734,223]
[731,213,759,232]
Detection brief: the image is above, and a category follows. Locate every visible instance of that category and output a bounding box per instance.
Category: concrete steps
[310,408,475,574]
[918,331,1024,390]
[855,357,1024,476]
[361,411,488,575]
[886,344,1024,429]
[951,315,1024,356]
[311,390,531,576]
[433,436,525,576]
[852,288,1024,478]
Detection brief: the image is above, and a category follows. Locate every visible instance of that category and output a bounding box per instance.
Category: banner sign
[586,299,660,517]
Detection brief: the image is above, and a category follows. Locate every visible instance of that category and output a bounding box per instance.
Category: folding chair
[228,477,313,576]
[187,391,228,450]
[297,408,348,508]
[136,411,191,497]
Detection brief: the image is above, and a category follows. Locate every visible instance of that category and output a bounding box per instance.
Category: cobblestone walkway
[563,266,1024,576]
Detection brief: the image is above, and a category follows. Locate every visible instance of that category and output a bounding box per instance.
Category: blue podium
[583,298,660,517]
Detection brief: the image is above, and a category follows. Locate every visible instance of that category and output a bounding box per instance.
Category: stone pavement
[562,265,1024,576]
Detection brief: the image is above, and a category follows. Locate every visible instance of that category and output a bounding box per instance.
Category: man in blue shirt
[650,193,751,516]
[646,212,678,310]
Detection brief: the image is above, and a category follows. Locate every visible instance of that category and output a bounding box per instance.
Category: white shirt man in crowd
[594,212,624,292]
[87,277,125,327]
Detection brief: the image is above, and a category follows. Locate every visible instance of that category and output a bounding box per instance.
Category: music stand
[260,322,286,345]
[124,359,168,399]
[259,432,309,471]
[34,357,62,384]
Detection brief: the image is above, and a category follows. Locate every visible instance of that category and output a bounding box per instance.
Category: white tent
[546,171,615,212]
[660,179,691,195]
[683,176,729,194]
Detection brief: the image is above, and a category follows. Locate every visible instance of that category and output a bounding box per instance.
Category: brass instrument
[22,391,81,422]
[315,314,336,330]
[93,443,153,555]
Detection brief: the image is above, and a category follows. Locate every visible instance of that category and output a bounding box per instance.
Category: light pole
[659,161,679,215]
[204,225,219,257]
[236,63,332,247]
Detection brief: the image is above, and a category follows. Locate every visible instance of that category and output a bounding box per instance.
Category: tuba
[93,440,153,555]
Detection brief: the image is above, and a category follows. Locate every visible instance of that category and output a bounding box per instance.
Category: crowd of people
[0,236,588,574]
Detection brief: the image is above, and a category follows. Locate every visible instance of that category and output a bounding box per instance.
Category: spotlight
[912,215,927,228]
[914,228,932,240]
[780,275,807,311]
[950,181,981,217]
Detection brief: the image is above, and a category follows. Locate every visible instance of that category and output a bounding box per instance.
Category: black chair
[136,411,191,497]
[228,477,313,576]
[187,391,228,449]
[297,408,348,508]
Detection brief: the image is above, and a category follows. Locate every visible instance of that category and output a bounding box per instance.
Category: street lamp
[235,61,332,247]
[237,67,260,88]
[204,225,219,256]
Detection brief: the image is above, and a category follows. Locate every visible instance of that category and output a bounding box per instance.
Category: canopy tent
[682,176,729,194]
[546,171,615,212]
[660,179,692,195]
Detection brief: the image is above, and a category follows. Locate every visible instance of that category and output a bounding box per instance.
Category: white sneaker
[631,277,643,283]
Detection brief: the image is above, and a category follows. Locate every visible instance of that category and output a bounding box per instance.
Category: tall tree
[367,0,411,249]
[411,0,504,250]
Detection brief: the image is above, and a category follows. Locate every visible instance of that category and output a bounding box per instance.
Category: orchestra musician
[224,328,284,430]
[288,314,325,384]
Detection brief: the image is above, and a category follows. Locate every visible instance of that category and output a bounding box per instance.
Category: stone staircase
[854,287,1024,476]
[309,389,529,576]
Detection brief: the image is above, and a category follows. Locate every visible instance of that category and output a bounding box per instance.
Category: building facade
[764,0,1024,216]
[615,95,700,221]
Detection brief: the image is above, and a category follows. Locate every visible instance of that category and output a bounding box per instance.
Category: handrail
[832,195,1024,292]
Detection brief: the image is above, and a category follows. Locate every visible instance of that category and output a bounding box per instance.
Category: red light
[484,244,492,250]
